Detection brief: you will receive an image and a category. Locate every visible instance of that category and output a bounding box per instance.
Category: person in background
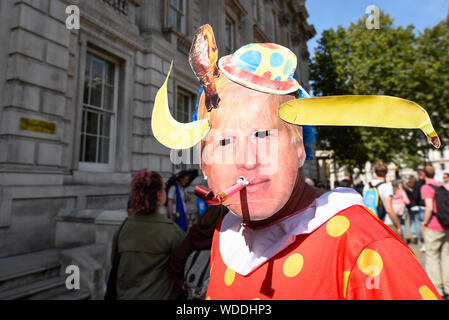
[392,180,410,239]
[413,168,427,251]
[354,182,365,196]
[339,178,352,188]
[111,169,185,300]
[403,176,419,244]
[168,205,229,291]
[167,173,191,231]
[126,197,133,216]
[363,161,403,238]
[316,181,326,190]
[443,172,449,189]
[420,165,449,299]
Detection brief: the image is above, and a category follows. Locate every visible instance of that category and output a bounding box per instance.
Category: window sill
[162,27,192,55]
[78,162,115,173]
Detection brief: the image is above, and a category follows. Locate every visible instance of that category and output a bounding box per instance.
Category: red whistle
[194,177,249,205]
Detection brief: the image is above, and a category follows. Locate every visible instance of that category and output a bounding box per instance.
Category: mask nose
[236,136,258,170]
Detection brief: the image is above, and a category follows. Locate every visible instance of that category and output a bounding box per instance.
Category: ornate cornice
[226,0,248,17]
[78,1,143,51]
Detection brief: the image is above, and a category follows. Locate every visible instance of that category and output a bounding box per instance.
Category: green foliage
[310,11,449,173]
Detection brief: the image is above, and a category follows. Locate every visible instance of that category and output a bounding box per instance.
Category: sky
[305,0,449,55]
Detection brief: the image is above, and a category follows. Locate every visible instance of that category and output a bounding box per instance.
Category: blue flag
[175,183,188,231]
[197,197,208,217]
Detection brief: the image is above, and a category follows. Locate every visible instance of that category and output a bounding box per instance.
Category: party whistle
[194,177,249,205]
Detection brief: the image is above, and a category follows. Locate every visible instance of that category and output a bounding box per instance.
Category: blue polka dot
[283,59,293,75]
[235,50,262,73]
[287,71,295,80]
[274,76,282,81]
[270,53,284,68]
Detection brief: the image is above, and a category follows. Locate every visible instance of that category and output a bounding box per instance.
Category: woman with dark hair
[110,169,185,300]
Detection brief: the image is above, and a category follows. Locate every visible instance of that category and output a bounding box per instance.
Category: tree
[415,16,449,151]
[310,12,449,175]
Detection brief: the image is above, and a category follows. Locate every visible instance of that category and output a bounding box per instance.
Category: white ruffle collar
[219,188,365,276]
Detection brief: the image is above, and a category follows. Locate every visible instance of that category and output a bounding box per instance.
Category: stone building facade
[0,0,315,298]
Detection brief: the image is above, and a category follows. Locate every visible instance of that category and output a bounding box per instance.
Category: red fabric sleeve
[345,237,441,300]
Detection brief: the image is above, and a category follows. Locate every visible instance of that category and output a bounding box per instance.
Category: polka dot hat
[218,43,309,96]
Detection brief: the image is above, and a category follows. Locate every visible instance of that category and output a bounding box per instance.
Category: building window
[252,0,260,22]
[176,90,194,123]
[79,52,117,169]
[168,0,186,34]
[225,16,235,55]
[175,89,195,169]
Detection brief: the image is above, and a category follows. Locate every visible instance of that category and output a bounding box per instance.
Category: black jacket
[412,179,426,207]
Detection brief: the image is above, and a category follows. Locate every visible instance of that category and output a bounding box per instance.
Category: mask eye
[255,130,270,139]
[219,137,231,146]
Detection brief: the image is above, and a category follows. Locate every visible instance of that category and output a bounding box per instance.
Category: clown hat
[218,43,309,97]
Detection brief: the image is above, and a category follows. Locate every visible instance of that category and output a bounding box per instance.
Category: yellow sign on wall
[20,118,56,135]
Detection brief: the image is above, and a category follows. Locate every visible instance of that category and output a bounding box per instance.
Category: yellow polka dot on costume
[224,268,236,286]
[342,271,351,298]
[206,296,211,300]
[418,285,439,300]
[253,298,261,300]
[326,216,350,237]
[356,249,383,277]
[282,253,304,278]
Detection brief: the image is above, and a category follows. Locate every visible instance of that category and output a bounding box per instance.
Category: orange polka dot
[418,285,439,300]
[326,216,350,237]
[224,267,236,286]
[356,249,383,277]
[282,253,304,278]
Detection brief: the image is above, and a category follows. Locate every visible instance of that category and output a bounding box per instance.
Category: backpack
[429,185,449,227]
[364,181,386,220]
[184,249,210,300]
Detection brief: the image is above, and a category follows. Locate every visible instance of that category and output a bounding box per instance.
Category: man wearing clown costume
[152,25,441,300]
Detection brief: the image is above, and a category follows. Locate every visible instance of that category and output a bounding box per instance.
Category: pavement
[406,240,426,268]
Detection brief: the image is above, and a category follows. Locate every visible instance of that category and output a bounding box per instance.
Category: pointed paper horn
[279,95,440,148]
[151,62,211,150]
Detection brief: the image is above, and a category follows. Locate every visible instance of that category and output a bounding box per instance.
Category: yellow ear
[151,62,211,150]
[279,95,440,148]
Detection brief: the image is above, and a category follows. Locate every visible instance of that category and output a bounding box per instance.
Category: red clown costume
[150,25,442,300]
[206,188,440,300]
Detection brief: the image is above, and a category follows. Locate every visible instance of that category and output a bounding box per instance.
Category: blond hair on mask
[197,73,303,145]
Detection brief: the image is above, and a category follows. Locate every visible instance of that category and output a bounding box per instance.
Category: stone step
[0,249,61,293]
[52,289,91,300]
[0,276,68,300]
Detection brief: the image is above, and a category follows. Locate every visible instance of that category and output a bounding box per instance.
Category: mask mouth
[194,176,249,205]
